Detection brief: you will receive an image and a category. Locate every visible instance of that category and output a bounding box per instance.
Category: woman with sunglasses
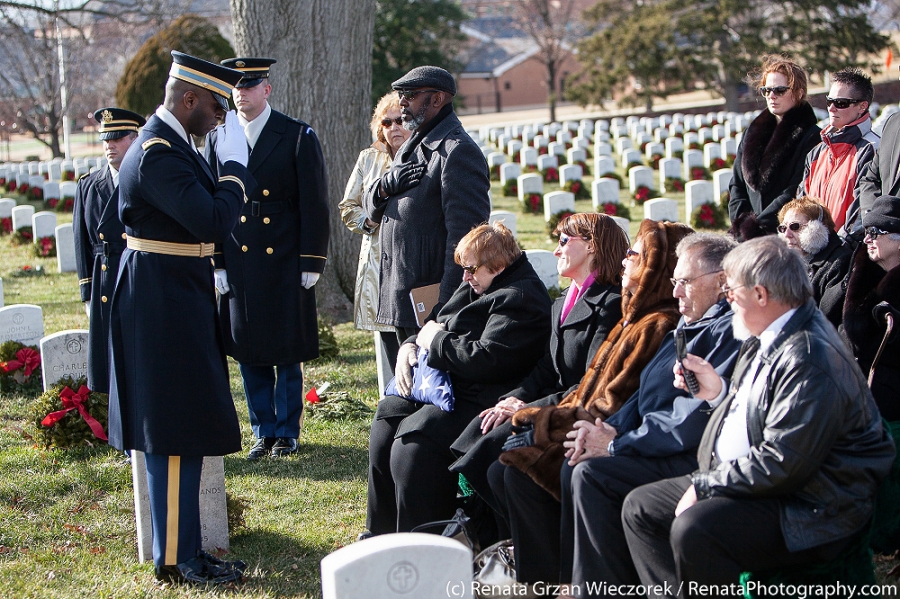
[729,55,820,239]
[799,68,878,234]
[339,93,413,390]
[448,213,628,538]
[363,222,552,537]
[777,197,851,326]
[841,196,900,421]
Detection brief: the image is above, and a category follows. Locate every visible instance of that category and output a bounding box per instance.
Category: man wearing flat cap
[73,107,144,394]
[206,57,330,461]
[108,50,252,585]
[361,65,490,535]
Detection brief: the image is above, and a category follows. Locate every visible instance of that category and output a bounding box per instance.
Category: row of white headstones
[1,157,105,197]
[0,303,229,563]
[0,199,77,274]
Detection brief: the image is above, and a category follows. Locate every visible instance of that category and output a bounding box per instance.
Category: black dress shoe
[357,531,374,542]
[247,437,275,461]
[197,550,247,575]
[270,437,298,457]
[155,556,243,585]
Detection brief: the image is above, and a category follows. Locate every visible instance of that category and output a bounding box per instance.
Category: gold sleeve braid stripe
[300,255,327,260]
[79,277,92,285]
[218,175,248,203]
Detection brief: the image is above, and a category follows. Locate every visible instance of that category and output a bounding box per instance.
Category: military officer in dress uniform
[73,107,144,394]
[107,51,252,585]
[206,57,330,461]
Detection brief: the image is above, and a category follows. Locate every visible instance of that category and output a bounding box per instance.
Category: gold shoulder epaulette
[142,138,171,150]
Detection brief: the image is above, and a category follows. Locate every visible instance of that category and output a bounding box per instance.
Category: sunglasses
[777,221,808,234]
[558,234,586,247]
[397,89,440,101]
[865,226,891,239]
[825,97,862,110]
[758,86,791,97]
[381,117,403,127]
[625,248,639,259]
[461,264,481,275]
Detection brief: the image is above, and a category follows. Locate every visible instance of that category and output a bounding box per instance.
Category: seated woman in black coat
[777,196,852,327]
[364,222,552,536]
[448,213,627,519]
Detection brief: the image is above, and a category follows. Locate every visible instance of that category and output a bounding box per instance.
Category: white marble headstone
[520,147,538,167]
[56,223,76,273]
[499,162,522,185]
[321,533,474,599]
[721,138,737,158]
[60,181,77,199]
[685,181,715,216]
[39,330,88,391]
[628,166,655,194]
[567,148,586,165]
[665,137,684,158]
[537,154,559,171]
[594,142,612,157]
[713,169,733,201]
[682,150,704,179]
[543,191,575,221]
[559,164,583,185]
[594,157,616,178]
[0,304,44,346]
[610,216,631,240]
[533,135,548,148]
[506,139,523,157]
[703,143,722,167]
[487,152,506,168]
[525,249,560,289]
[644,198,679,222]
[548,141,566,158]
[489,210,517,237]
[615,137,633,155]
[517,173,544,204]
[592,178,620,210]
[621,149,643,170]
[11,205,35,232]
[659,159,683,191]
[32,211,57,239]
[0,198,15,219]
[43,182,60,200]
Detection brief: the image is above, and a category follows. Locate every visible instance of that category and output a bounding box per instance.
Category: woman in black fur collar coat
[729,56,820,238]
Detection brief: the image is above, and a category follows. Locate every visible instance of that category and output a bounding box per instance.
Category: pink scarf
[560,273,596,324]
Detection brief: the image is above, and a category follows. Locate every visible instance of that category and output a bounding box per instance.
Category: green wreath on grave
[502,179,518,197]
[27,187,43,202]
[547,209,575,240]
[522,193,543,216]
[633,186,660,205]
[626,160,643,171]
[56,196,75,213]
[563,179,590,200]
[0,341,43,396]
[689,166,711,181]
[597,171,622,185]
[490,164,501,181]
[720,191,730,212]
[665,177,685,193]
[0,217,12,236]
[33,236,56,258]
[12,226,33,246]
[690,202,728,230]
[573,160,590,175]
[647,154,663,170]
[0,176,6,192]
[30,376,109,449]
[709,157,728,171]
[541,166,559,183]
[599,202,630,220]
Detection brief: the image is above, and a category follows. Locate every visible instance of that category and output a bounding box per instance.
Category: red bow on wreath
[41,385,108,441]
[3,347,40,376]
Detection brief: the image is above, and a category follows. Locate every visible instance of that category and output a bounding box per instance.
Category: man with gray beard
[363,66,490,348]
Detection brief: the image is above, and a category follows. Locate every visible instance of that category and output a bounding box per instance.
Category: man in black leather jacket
[622,235,895,597]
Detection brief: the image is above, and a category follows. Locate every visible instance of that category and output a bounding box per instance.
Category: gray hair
[675,232,737,272]
[722,236,812,306]
[889,233,900,242]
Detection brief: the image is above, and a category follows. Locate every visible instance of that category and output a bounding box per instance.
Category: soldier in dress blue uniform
[206,57,330,461]
[107,51,252,585]
[73,107,145,394]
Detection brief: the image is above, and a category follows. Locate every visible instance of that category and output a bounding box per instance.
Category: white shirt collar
[758,308,797,354]
[109,164,119,187]
[238,102,271,150]
[154,105,195,149]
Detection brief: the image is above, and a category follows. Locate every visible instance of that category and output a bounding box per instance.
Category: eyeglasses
[825,97,863,110]
[777,221,808,234]
[720,282,746,297]
[758,86,791,97]
[558,234,586,247]
[670,270,723,289]
[625,248,640,260]
[381,117,403,127]
[461,264,481,275]
[865,226,891,239]
[397,89,440,101]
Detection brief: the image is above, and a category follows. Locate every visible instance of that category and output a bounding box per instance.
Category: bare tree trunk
[230,0,375,320]
[547,60,557,122]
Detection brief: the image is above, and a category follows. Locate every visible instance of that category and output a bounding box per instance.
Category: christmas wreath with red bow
[502,179,518,197]
[600,202,631,221]
[11,226,33,246]
[547,210,575,240]
[31,376,109,449]
[633,185,661,205]
[56,196,75,213]
[563,178,590,200]
[0,341,43,395]
[33,236,56,258]
[690,202,728,230]
[521,193,543,215]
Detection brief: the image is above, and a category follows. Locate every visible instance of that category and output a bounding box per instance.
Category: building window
[504,81,511,90]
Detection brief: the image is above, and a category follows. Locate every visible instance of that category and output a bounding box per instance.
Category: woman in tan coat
[339,93,412,389]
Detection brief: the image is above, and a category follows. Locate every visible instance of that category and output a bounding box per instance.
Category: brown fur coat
[500,220,693,499]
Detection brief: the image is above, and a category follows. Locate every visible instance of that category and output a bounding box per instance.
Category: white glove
[301,272,320,289]
[214,111,248,167]
[416,321,446,350]
[395,343,419,397]
[214,269,230,294]
[84,301,91,318]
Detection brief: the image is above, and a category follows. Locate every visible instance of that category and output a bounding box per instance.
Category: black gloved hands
[379,162,425,198]
[873,301,899,343]
[501,423,535,451]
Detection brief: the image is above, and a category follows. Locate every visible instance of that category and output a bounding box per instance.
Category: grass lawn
[0,162,896,598]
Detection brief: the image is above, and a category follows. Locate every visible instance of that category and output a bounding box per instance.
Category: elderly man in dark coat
[108,51,252,585]
[206,57,330,461]
[363,66,491,346]
[73,107,144,394]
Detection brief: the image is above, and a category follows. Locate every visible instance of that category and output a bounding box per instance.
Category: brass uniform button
[242,245,248,252]
[122,233,127,239]
[101,264,107,271]
[240,216,247,223]
[262,189,270,196]
[266,247,273,255]
[101,296,108,303]
[263,217,270,224]
[99,233,105,240]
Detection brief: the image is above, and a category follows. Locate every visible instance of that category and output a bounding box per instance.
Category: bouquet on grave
[600,202,630,220]
[563,179,590,200]
[0,341,43,396]
[546,210,575,241]
[522,193,543,216]
[33,235,56,258]
[633,186,660,205]
[690,202,728,230]
[31,377,109,449]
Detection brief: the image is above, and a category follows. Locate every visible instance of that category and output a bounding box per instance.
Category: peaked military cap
[169,50,244,110]
[221,57,277,89]
[391,66,456,96]
[93,107,146,141]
